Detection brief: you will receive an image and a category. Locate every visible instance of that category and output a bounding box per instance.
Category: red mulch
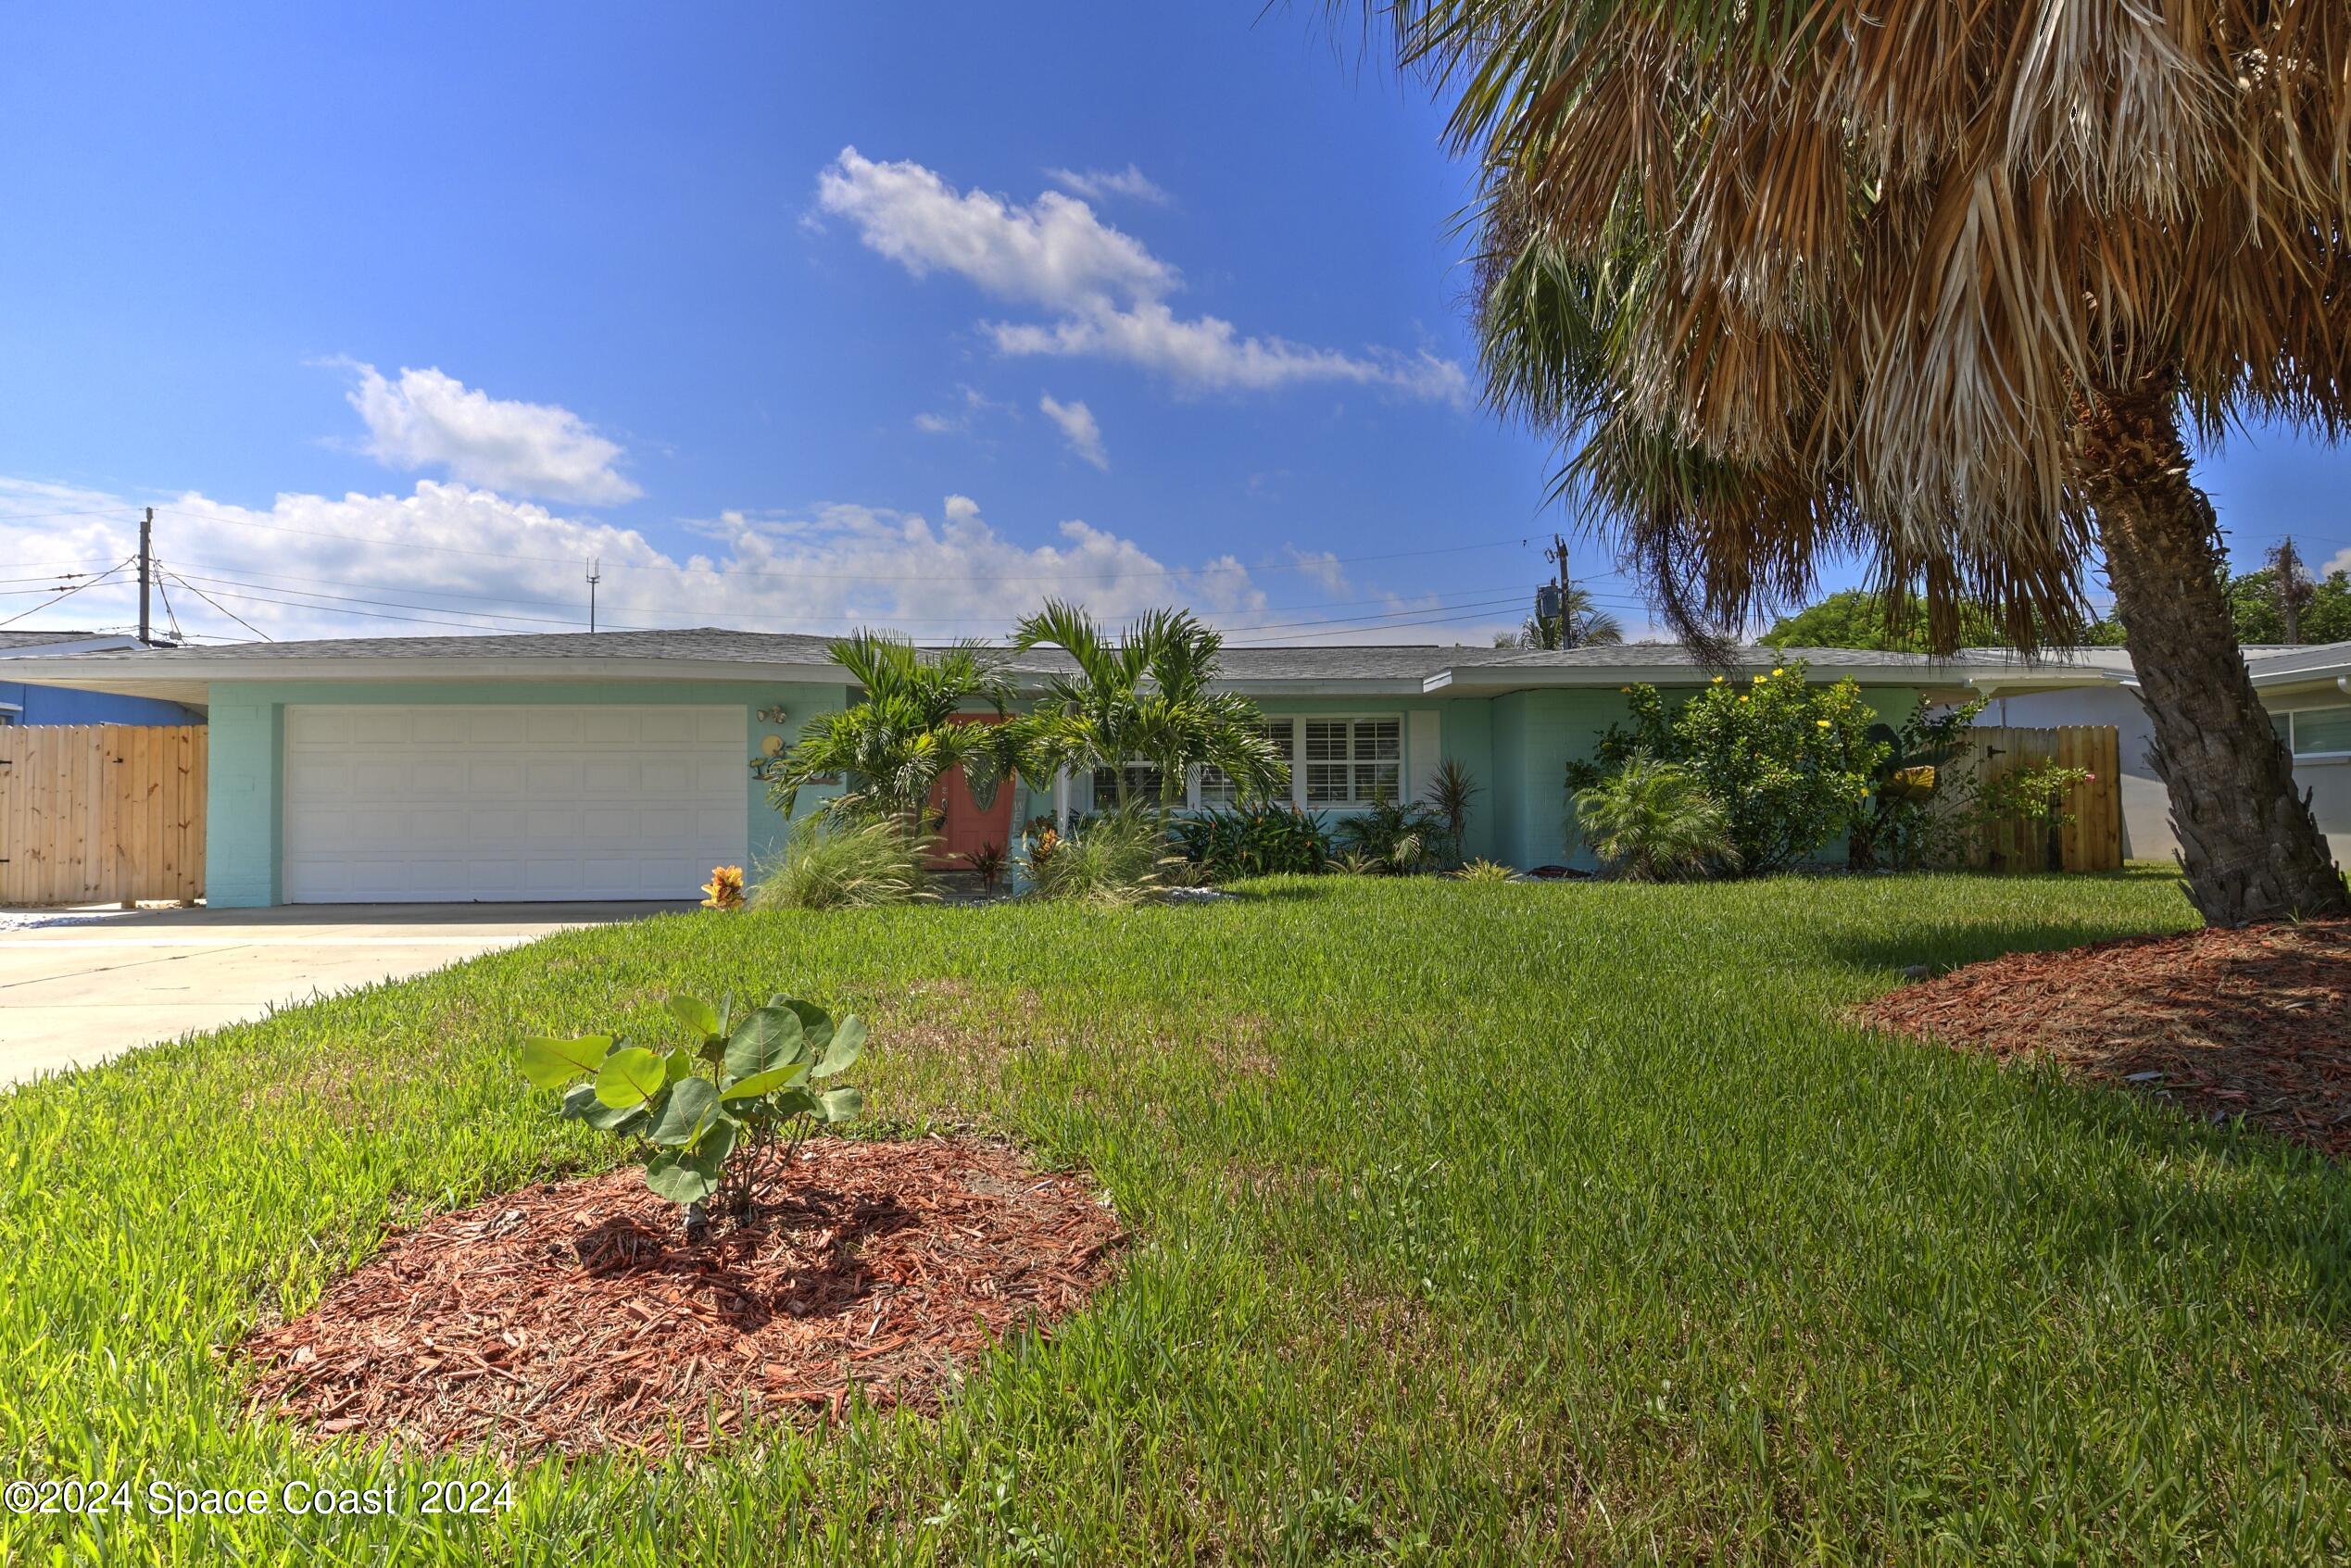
[240,1137,1123,1455]
[1855,920,2351,1158]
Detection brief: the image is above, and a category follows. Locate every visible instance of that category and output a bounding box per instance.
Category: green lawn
[5,872,2347,1564]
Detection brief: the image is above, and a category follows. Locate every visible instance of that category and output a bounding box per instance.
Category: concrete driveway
[0,902,677,1086]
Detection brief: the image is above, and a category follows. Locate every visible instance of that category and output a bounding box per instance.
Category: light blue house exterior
[0,628,2104,907]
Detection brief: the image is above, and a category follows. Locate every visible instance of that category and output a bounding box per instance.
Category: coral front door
[925,715,1013,872]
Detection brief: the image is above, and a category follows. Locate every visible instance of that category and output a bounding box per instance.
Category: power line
[160,580,546,635]
[0,508,142,523]
[0,558,136,629]
[161,560,1641,630]
[1226,606,1533,646]
[161,573,274,641]
[169,565,1558,644]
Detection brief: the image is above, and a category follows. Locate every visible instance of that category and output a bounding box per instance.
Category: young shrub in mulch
[239,990,1124,1454]
[1856,920,2351,1158]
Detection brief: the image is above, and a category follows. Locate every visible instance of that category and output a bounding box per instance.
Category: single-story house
[0,628,2341,906]
[1973,638,2351,867]
[0,630,206,727]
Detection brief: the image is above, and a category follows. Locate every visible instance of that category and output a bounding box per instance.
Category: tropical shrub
[519,991,865,1236]
[1009,601,1289,812]
[961,840,1007,894]
[1332,797,1445,875]
[1330,850,1386,877]
[1572,759,1740,881]
[1169,803,1331,881]
[1427,759,1480,867]
[750,815,935,910]
[699,864,745,910]
[1567,663,1886,873]
[1847,696,1989,872]
[752,632,1018,826]
[1024,806,1170,906]
[1452,858,1515,883]
[1978,760,2096,832]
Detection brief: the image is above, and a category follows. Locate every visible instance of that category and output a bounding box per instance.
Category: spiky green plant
[1427,759,1480,865]
[1572,759,1739,882]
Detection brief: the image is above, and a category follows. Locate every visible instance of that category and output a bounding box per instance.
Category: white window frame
[1085,713,1404,813]
[2272,701,2351,761]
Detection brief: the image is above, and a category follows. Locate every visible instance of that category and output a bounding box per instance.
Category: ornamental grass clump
[519,991,865,1238]
[751,814,936,911]
[1024,806,1169,906]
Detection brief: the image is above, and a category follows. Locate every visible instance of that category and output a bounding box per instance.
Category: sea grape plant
[520,991,864,1234]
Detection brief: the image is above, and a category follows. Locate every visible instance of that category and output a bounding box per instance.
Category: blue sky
[2,2,2345,646]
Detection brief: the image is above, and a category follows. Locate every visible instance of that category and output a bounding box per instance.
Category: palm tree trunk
[2077,370,2348,922]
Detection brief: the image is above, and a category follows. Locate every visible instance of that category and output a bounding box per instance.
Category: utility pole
[138,507,154,646]
[585,558,601,633]
[1546,532,1576,648]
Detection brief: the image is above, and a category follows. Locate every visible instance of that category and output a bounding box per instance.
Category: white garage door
[283,705,748,903]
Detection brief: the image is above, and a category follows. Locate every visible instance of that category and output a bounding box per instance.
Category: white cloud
[912,383,1012,436]
[0,477,1375,645]
[1285,548,1350,596]
[813,149,1465,405]
[0,476,1539,648]
[2325,545,2351,578]
[991,301,1470,401]
[1044,163,1172,207]
[345,364,640,505]
[1037,394,1109,470]
[815,147,1176,312]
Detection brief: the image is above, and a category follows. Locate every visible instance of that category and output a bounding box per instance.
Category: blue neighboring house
[0,631,206,727]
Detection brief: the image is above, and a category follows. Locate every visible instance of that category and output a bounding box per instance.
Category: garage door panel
[288,709,354,746]
[283,705,748,903]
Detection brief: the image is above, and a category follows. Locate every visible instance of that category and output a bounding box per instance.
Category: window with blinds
[1088,762,1166,807]
[1302,717,1401,805]
[1198,719,1294,807]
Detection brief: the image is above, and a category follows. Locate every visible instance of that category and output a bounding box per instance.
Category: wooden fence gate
[1966,724,2122,873]
[0,725,207,906]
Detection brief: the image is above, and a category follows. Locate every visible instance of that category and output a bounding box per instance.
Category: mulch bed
[1855,920,2351,1158]
[241,1137,1123,1455]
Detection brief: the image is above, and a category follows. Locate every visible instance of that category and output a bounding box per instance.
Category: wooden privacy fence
[0,725,206,906]
[1967,724,2122,874]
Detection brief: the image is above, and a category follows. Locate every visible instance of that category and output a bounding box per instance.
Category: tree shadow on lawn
[1812,911,2193,981]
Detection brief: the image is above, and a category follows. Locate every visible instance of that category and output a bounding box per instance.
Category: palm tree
[1573,758,1738,881]
[1010,601,1290,811]
[1502,585,1624,649]
[758,632,1019,826]
[1361,1,2349,922]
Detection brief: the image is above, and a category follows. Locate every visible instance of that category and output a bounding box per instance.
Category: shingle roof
[0,629,104,650]
[7,627,846,665]
[1484,642,1997,671]
[2243,638,2351,682]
